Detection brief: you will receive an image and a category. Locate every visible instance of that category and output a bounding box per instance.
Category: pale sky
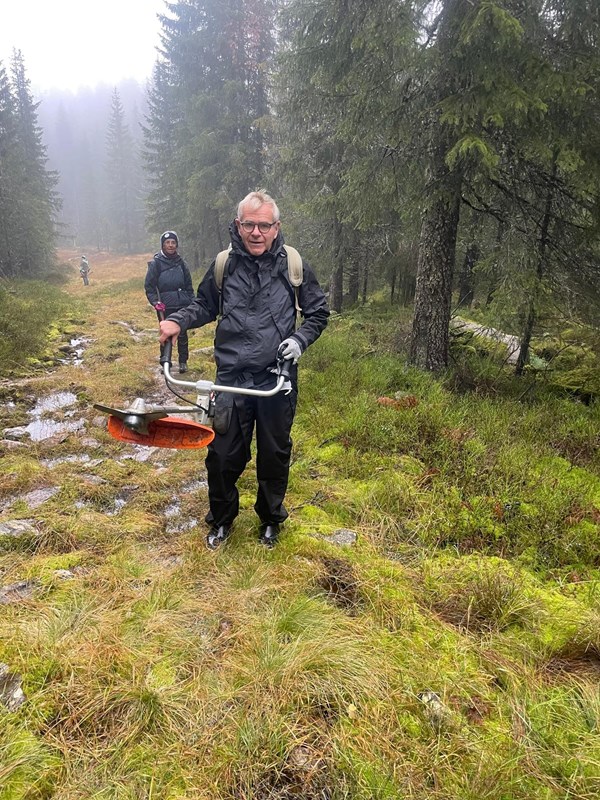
[1,0,168,94]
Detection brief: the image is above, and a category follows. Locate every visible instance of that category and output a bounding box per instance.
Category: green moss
[297,504,332,526]
[3,271,600,799]
[0,725,62,800]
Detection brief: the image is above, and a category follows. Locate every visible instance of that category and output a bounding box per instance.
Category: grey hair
[237,190,280,222]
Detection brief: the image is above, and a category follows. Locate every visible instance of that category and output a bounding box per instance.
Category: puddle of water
[30,392,77,416]
[40,454,101,468]
[57,337,92,367]
[166,517,198,534]
[22,418,85,442]
[107,498,128,516]
[182,479,208,492]
[106,485,139,516]
[112,321,147,342]
[3,391,86,443]
[162,484,205,532]
[164,503,181,518]
[1,488,59,512]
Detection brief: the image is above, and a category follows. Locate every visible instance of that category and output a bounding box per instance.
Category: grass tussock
[0,280,74,371]
[1,254,600,798]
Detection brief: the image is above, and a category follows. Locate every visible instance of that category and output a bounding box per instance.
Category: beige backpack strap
[214,244,303,315]
[214,246,232,290]
[283,244,303,313]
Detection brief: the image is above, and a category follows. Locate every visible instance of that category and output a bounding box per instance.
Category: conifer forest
[1,3,600,797]
[0,0,598,371]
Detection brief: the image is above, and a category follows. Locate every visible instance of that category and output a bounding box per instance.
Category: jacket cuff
[166,312,185,329]
[291,332,307,351]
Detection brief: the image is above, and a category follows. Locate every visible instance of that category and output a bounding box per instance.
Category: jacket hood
[153,250,184,267]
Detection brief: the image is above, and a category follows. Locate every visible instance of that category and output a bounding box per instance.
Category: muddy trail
[4,254,600,799]
[0,251,219,569]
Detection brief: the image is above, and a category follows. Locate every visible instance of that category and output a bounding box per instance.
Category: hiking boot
[258,523,280,548]
[206,524,231,550]
[179,362,188,374]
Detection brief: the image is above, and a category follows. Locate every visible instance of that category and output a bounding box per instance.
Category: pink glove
[154,302,166,312]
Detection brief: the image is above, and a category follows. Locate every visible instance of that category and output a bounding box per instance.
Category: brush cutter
[93,339,293,449]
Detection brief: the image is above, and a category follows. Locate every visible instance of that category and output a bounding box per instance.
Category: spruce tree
[143,60,182,242]
[105,88,142,253]
[10,50,60,276]
[0,53,59,277]
[144,0,275,261]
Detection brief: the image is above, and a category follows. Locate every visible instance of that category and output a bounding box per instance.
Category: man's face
[236,203,280,256]
[163,238,177,255]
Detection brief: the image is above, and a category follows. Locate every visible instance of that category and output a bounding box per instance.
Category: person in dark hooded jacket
[159,191,329,549]
[145,231,194,373]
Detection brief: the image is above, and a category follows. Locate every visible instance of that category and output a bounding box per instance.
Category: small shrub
[0,281,72,368]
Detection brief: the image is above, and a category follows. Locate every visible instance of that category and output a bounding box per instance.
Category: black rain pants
[205,387,297,528]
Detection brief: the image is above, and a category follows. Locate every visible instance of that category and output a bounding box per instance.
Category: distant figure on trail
[145,231,194,374]
[79,255,90,285]
[159,190,329,550]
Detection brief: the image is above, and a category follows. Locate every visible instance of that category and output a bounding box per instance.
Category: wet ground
[0,327,209,538]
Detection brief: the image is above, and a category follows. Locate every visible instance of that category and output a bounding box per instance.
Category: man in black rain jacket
[145,231,194,373]
[159,191,329,549]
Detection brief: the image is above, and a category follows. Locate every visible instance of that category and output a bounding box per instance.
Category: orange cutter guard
[94,340,293,450]
[107,415,215,449]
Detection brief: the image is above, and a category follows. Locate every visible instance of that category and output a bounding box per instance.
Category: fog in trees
[37,79,148,252]
[3,0,599,377]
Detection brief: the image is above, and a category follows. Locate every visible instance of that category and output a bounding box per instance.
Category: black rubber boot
[207,524,230,550]
[179,362,188,374]
[259,523,280,548]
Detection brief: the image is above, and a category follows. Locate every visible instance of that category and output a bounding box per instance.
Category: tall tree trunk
[399,245,417,305]
[409,129,462,370]
[515,157,557,375]
[329,217,344,314]
[361,246,369,304]
[457,241,479,308]
[408,0,467,370]
[486,218,506,306]
[390,262,397,305]
[347,229,360,304]
[329,217,344,313]
[347,258,359,305]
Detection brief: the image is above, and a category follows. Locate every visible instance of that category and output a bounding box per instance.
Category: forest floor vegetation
[1,252,600,799]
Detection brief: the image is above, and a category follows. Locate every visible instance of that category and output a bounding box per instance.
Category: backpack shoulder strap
[213,244,304,315]
[214,246,232,290]
[283,245,303,313]
[283,245,303,286]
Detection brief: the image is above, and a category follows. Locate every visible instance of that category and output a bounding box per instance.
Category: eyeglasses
[238,220,279,234]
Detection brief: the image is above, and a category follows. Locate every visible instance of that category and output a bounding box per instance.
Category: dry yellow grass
[1,252,600,799]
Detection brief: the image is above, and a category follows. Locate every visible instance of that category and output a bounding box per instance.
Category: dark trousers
[205,388,297,527]
[157,309,189,363]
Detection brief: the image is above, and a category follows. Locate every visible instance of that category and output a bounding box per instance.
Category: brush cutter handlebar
[160,338,292,397]
[160,337,174,367]
[92,339,293,449]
